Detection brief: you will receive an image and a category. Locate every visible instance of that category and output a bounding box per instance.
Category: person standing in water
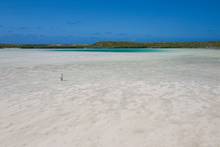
[60,73,63,81]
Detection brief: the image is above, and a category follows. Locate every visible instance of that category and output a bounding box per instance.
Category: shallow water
[0,48,220,147]
[49,48,164,53]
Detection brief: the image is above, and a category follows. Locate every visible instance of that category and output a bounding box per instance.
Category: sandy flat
[0,48,220,147]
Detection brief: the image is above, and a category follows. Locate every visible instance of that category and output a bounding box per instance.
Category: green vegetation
[1,41,220,49]
[92,41,220,48]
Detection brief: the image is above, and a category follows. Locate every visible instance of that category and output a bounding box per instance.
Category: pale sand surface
[0,48,220,147]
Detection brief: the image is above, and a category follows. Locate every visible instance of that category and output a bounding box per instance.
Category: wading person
[60,73,63,81]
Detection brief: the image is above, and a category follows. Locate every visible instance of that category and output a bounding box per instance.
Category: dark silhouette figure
[60,73,63,81]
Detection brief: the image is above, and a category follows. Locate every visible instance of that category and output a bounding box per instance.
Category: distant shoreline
[1,41,220,49]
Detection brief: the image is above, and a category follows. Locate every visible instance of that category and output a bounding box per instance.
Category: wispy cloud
[66,21,81,25]
[17,26,43,30]
[0,26,43,34]
[104,32,113,34]
[17,26,30,30]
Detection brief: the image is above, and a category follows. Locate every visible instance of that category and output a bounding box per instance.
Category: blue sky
[0,0,220,44]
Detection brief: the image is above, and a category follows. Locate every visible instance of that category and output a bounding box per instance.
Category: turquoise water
[49,48,164,53]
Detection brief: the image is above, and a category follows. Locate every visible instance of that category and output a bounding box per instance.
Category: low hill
[1,41,220,49]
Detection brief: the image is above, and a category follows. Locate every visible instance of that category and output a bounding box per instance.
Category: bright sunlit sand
[0,48,220,147]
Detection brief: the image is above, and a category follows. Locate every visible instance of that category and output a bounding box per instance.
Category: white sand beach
[0,48,220,147]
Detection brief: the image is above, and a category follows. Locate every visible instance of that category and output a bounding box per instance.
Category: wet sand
[0,48,220,147]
